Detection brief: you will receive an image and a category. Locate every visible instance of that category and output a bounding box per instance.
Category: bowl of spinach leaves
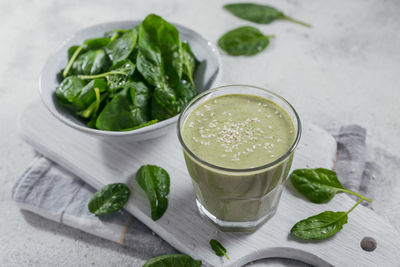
[40,14,221,142]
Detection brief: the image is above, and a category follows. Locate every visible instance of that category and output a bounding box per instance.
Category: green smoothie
[182,94,295,169]
[180,93,298,228]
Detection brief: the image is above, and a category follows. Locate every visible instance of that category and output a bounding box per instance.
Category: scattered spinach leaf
[290,168,372,241]
[105,28,138,65]
[143,254,201,267]
[290,168,372,204]
[224,3,311,27]
[291,211,348,240]
[210,239,229,259]
[88,183,130,216]
[218,26,274,56]
[136,165,170,221]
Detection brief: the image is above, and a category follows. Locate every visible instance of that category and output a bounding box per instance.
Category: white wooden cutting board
[18,102,400,266]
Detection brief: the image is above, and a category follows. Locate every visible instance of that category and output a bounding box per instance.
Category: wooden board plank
[18,102,400,266]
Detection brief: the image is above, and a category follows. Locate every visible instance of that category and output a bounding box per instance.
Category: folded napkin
[11,125,400,261]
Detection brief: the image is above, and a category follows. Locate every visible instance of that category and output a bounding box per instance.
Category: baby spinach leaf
[290,168,372,204]
[224,3,311,27]
[83,37,112,50]
[290,168,344,203]
[95,80,151,131]
[68,45,80,59]
[136,165,170,221]
[79,59,135,91]
[77,87,109,120]
[210,239,229,259]
[176,79,197,104]
[55,76,87,108]
[291,211,348,240]
[63,37,111,77]
[105,28,138,65]
[143,254,201,267]
[106,59,136,90]
[150,79,195,120]
[152,84,181,117]
[88,183,130,216]
[151,97,173,121]
[70,49,110,76]
[218,26,274,56]
[136,14,183,88]
[181,41,196,86]
[55,77,107,112]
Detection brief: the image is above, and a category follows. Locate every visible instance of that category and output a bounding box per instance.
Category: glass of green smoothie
[177,85,301,231]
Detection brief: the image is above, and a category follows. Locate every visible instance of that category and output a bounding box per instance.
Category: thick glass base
[196,199,278,232]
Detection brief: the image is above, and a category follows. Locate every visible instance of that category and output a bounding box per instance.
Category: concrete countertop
[1,0,399,266]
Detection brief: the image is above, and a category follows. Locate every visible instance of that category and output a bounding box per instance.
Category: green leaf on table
[290,168,372,204]
[218,26,273,56]
[88,183,130,216]
[291,211,348,240]
[95,79,151,131]
[105,28,138,65]
[136,165,170,221]
[224,3,311,27]
[143,254,201,267]
[181,41,196,86]
[209,239,229,259]
[289,168,347,203]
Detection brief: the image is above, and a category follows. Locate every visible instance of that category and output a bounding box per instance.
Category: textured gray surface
[1,0,400,266]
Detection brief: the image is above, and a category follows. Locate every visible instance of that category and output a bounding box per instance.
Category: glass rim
[177,84,302,173]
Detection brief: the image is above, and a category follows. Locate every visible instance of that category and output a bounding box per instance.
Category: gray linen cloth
[11,125,400,263]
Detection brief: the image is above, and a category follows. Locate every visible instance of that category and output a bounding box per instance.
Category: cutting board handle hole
[360,236,377,252]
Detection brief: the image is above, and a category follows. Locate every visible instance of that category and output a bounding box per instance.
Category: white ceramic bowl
[40,20,221,142]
